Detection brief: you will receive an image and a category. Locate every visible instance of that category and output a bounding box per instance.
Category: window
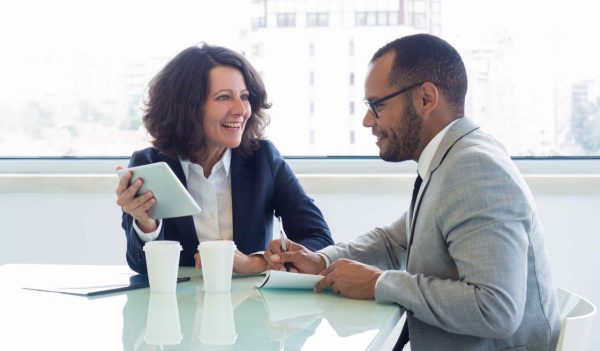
[307,12,329,27]
[355,12,366,26]
[413,13,427,29]
[251,16,266,30]
[276,13,296,27]
[1,0,599,157]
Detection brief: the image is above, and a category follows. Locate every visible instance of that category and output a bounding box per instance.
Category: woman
[116,44,333,275]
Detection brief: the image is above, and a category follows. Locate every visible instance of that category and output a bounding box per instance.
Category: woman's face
[202,66,251,153]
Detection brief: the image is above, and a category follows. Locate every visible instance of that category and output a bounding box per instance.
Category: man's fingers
[315,274,332,293]
[267,239,283,254]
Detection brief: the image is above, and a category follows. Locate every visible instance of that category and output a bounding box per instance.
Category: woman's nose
[231,97,247,116]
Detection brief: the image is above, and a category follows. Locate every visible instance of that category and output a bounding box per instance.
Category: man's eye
[374,103,384,111]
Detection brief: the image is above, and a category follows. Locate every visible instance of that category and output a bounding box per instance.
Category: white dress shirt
[133,149,233,243]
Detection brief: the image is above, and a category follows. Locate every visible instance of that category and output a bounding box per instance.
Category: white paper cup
[144,293,183,346]
[143,240,182,293]
[198,241,235,293]
[199,292,237,345]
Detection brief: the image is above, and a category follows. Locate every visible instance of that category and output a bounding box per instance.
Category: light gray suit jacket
[320,118,560,351]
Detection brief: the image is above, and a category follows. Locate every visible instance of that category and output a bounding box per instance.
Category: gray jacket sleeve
[319,211,408,271]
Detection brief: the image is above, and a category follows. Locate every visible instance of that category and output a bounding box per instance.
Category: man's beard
[380,102,422,162]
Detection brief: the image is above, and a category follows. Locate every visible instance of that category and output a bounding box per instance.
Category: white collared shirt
[416,119,459,181]
[133,149,234,243]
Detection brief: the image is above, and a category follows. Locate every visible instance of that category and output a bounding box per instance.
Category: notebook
[255,270,323,289]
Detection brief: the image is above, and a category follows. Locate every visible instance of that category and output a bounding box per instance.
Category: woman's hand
[195,250,268,274]
[115,166,158,232]
[233,251,268,274]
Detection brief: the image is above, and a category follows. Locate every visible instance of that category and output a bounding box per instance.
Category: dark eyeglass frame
[363,81,425,119]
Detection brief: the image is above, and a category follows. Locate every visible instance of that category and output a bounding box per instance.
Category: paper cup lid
[143,240,183,251]
[198,240,236,250]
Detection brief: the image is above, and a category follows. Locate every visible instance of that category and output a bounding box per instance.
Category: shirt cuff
[375,270,389,291]
[249,251,265,256]
[316,252,331,268]
[133,219,162,243]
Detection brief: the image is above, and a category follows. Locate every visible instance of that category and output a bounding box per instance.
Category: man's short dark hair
[143,44,271,162]
[372,34,468,115]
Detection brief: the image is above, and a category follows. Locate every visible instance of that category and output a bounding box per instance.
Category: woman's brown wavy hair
[142,44,271,163]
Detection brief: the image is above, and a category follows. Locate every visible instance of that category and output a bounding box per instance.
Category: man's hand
[195,250,268,274]
[264,239,326,274]
[315,258,382,300]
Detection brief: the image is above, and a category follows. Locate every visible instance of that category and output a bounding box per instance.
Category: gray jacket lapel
[409,117,480,242]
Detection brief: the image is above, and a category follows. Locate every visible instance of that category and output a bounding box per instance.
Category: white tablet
[116,162,201,219]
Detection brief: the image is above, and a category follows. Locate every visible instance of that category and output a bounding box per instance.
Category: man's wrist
[315,252,330,271]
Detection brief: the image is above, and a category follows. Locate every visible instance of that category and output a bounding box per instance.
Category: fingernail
[271,254,280,262]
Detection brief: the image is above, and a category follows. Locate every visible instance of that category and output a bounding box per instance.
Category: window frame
[1,157,599,175]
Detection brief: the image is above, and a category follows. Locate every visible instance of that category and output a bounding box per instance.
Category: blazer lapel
[429,117,479,175]
[409,118,480,241]
[230,149,254,249]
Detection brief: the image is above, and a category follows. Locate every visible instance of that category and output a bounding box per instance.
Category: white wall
[1,170,599,349]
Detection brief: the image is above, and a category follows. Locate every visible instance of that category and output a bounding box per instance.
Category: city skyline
[1,0,599,157]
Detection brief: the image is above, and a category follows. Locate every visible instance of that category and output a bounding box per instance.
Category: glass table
[0,264,401,350]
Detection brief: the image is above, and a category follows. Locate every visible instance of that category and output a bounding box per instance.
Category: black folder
[23,274,190,296]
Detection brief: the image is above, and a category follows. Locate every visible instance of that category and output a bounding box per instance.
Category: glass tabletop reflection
[0,264,400,351]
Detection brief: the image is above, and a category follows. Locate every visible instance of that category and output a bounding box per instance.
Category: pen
[277,216,293,272]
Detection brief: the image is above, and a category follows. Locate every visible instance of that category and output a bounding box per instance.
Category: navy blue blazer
[122,140,333,274]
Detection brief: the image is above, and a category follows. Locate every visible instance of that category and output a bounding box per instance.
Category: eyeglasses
[363,82,425,119]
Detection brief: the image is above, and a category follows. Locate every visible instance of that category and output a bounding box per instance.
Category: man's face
[362,52,422,162]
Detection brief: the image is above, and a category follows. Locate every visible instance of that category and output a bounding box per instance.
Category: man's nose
[362,110,375,128]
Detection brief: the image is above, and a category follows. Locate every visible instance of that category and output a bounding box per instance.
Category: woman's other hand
[195,250,267,274]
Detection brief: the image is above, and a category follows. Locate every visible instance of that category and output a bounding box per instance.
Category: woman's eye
[216,95,230,101]
[241,94,250,101]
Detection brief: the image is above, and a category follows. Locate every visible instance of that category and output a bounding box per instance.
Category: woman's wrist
[244,255,268,274]
[136,218,157,233]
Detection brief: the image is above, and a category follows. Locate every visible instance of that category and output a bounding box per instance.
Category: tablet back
[117,162,201,219]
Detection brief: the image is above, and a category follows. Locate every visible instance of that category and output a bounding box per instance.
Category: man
[266,34,560,350]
